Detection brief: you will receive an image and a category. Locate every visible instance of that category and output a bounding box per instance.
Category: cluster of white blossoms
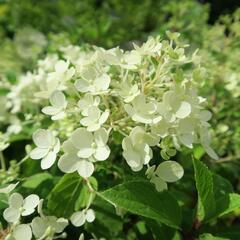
[21,34,218,191]
[0,184,75,240]
[0,33,219,239]
[1,183,98,239]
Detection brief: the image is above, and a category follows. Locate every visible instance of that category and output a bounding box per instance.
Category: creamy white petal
[55,60,69,73]
[150,176,168,192]
[87,123,101,132]
[85,209,95,222]
[13,224,32,240]
[62,140,78,154]
[123,149,142,171]
[55,218,68,233]
[58,153,80,173]
[179,134,194,148]
[75,79,90,93]
[52,111,65,120]
[22,194,39,216]
[99,110,109,124]
[71,128,93,150]
[77,160,94,178]
[203,144,219,160]
[200,110,212,122]
[175,101,191,119]
[53,138,61,153]
[33,129,54,148]
[155,161,184,183]
[94,73,111,91]
[41,151,56,169]
[42,106,60,116]
[94,146,110,161]
[30,147,49,160]
[77,148,95,158]
[31,217,48,238]
[9,193,23,208]
[0,182,18,194]
[3,207,20,223]
[70,211,86,227]
[94,128,109,146]
[50,90,66,108]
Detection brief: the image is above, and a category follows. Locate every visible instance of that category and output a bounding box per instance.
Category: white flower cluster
[1,185,68,240]
[25,34,217,190]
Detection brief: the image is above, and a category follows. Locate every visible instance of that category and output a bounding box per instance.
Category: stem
[213,155,239,163]
[0,152,6,170]
[16,155,29,166]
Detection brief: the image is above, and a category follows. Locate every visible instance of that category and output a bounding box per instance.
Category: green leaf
[86,196,123,238]
[99,180,182,229]
[199,233,229,240]
[145,219,182,240]
[193,146,205,160]
[47,173,97,218]
[22,172,53,189]
[193,158,216,221]
[214,193,240,219]
[193,158,240,222]
[218,227,240,240]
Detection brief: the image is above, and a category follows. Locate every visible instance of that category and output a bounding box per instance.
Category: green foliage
[100,180,181,229]
[193,158,240,223]
[193,158,216,221]
[48,173,97,218]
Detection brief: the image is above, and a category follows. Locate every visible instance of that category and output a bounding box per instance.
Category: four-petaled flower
[58,128,110,178]
[146,161,184,191]
[75,67,111,94]
[30,129,60,169]
[70,209,95,227]
[80,106,109,132]
[124,95,161,124]
[42,90,67,120]
[122,127,159,171]
[3,193,39,223]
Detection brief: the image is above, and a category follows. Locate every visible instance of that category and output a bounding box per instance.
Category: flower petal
[77,160,94,178]
[71,128,93,150]
[31,216,48,238]
[33,129,54,148]
[30,147,49,160]
[22,194,40,216]
[62,139,78,154]
[94,146,110,161]
[42,106,60,116]
[74,79,90,93]
[155,161,184,183]
[41,151,56,169]
[3,207,20,223]
[94,128,109,146]
[13,224,32,240]
[150,176,168,192]
[77,148,95,158]
[85,209,95,223]
[203,144,219,160]
[50,90,66,108]
[55,218,68,233]
[175,101,191,119]
[9,192,23,208]
[58,153,80,173]
[70,211,86,227]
